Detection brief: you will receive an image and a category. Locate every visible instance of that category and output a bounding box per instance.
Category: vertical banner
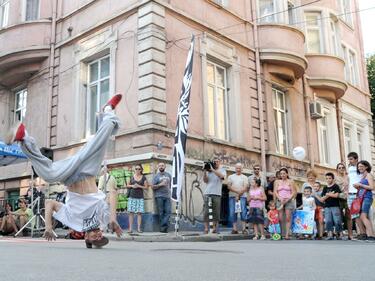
[171,36,195,202]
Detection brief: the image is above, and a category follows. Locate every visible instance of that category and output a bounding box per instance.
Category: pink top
[249,188,263,208]
[277,181,292,200]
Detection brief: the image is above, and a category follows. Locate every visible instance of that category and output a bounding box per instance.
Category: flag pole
[171,35,195,236]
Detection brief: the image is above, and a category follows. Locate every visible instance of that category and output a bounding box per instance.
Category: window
[287,1,296,25]
[213,0,228,6]
[206,60,229,140]
[348,50,358,86]
[25,0,39,21]
[318,111,330,164]
[329,19,339,56]
[14,89,27,122]
[273,88,288,155]
[87,56,110,134]
[338,0,352,25]
[344,126,351,156]
[259,0,276,23]
[341,45,350,80]
[0,0,9,28]
[305,12,323,53]
[357,129,363,159]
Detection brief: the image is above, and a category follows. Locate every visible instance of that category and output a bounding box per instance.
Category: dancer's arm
[43,199,62,241]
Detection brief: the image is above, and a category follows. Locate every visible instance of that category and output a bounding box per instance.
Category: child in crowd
[322,173,342,240]
[267,200,281,240]
[313,182,325,239]
[247,178,267,240]
[297,186,316,239]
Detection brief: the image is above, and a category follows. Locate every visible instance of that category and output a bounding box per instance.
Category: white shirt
[227,174,248,198]
[302,196,316,212]
[348,165,361,194]
[53,191,110,232]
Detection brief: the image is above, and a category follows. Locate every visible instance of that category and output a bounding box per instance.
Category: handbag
[350,189,367,215]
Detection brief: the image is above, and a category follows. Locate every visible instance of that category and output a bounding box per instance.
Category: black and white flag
[171,36,195,202]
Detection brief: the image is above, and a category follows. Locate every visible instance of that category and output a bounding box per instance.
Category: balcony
[258,24,307,82]
[0,20,51,87]
[305,54,347,101]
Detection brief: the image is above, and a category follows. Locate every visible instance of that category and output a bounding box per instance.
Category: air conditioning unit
[309,101,323,119]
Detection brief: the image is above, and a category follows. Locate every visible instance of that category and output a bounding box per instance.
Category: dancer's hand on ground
[110,221,123,238]
[43,229,56,241]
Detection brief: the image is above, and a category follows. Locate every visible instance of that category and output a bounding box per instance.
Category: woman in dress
[127,164,149,233]
[274,167,297,240]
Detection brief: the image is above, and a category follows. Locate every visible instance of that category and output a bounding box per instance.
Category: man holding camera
[203,158,226,234]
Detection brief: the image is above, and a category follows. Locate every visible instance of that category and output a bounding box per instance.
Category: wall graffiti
[180,167,205,224]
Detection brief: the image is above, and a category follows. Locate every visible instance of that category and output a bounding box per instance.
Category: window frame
[338,0,353,26]
[329,18,339,56]
[341,43,359,86]
[86,55,111,135]
[304,11,324,53]
[0,0,9,28]
[343,125,352,157]
[24,0,40,22]
[357,128,363,160]
[206,59,230,141]
[272,87,289,155]
[14,89,27,123]
[318,109,330,165]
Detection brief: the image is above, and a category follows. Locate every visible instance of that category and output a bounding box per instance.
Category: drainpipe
[46,0,57,147]
[336,100,345,162]
[251,0,266,173]
[302,75,314,168]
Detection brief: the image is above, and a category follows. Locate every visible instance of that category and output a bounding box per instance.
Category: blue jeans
[228,197,248,223]
[155,197,171,232]
[325,206,342,232]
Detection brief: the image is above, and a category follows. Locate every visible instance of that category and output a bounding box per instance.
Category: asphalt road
[0,238,374,281]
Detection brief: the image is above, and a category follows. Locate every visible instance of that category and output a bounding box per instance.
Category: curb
[106,233,251,242]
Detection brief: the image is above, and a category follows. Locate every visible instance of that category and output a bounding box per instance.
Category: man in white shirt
[347,152,366,239]
[227,163,249,234]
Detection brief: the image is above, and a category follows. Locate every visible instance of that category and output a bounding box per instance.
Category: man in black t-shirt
[321,172,343,240]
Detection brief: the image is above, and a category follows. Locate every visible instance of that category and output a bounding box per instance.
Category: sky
[358,0,375,55]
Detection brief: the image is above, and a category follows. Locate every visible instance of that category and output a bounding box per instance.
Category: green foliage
[366,54,375,118]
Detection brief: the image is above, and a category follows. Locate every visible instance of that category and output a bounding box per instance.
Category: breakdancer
[4,94,123,248]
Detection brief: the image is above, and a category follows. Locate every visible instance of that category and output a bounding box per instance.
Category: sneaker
[103,94,122,111]
[260,235,266,240]
[252,236,259,240]
[366,236,375,242]
[4,122,25,144]
[231,230,238,234]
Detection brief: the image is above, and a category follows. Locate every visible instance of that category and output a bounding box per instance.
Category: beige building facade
[0,0,373,224]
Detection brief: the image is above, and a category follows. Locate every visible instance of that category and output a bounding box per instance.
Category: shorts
[247,208,264,224]
[315,206,324,222]
[53,191,110,232]
[204,195,221,222]
[127,198,145,213]
[347,193,359,219]
[268,223,281,234]
[276,199,295,210]
[361,197,373,215]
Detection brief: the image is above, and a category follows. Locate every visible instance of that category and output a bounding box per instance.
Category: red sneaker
[4,122,25,144]
[104,94,122,111]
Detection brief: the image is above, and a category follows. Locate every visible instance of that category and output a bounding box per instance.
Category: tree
[366,54,375,119]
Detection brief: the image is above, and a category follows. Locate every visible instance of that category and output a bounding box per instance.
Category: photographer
[203,158,226,234]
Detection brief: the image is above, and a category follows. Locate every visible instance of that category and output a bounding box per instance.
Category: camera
[203,160,216,171]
